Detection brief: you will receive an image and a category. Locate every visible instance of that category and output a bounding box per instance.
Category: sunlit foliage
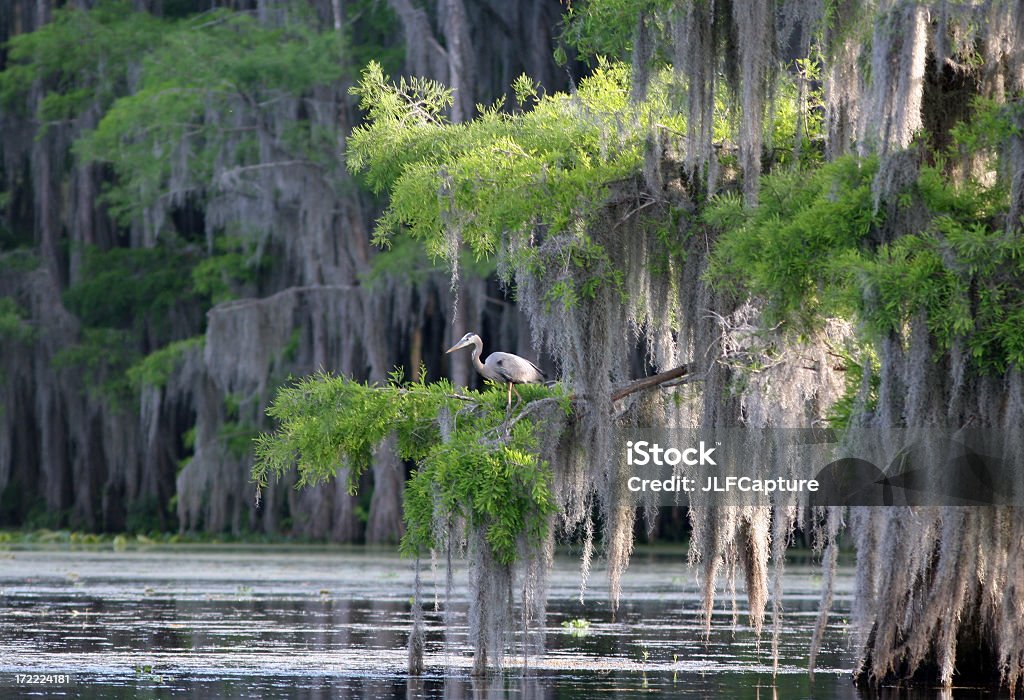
[348,60,682,265]
[707,155,1024,372]
[254,370,568,564]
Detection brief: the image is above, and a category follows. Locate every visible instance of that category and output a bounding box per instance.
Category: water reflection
[0,546,1002,698]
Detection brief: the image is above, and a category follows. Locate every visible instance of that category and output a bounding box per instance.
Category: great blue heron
[446,332,545,409]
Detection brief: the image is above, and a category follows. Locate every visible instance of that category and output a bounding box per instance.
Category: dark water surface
[0,544,1003,698]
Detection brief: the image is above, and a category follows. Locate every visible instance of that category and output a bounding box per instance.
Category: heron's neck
[471,337,485,374]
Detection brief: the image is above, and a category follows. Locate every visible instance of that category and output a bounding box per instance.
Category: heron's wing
[487,352,546,383]
[524,358,546,379]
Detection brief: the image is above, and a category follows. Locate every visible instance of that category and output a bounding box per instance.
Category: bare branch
[611,364,688,402]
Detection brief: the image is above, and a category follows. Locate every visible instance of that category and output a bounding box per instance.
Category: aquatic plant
[561,618,591,632]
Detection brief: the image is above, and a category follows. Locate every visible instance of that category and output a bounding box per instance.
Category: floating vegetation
[560,618,591,637]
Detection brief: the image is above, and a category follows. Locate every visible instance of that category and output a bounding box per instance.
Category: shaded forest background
[0,0,578,542]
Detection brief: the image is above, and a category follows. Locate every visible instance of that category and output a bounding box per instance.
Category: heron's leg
[511,383,524,412]
[505,382,513,416]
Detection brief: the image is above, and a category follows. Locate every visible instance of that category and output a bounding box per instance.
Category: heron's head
[445,332,478,354]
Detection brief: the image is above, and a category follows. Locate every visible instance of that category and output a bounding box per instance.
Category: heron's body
[446,333,545,408]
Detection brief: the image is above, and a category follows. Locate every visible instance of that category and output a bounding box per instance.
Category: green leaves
[52,328,139,401]
[560,0,674,63]
[253,371,563,564]
[58,242,202,397]
[63,245,196,332]
[707,156,880,328]
[2,2,364,404]
[707,154,1024,373]
[948,96,1024,153]
[191,235,264,304]
[0,296,34,346]
[126,336,203,390]
[73,9,346,226]
[347,60,671,277]
[0,0,164,124]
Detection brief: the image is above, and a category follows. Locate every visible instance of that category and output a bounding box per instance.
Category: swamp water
[0,545,1002,698]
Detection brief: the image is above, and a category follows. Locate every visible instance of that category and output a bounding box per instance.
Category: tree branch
[611,364,689,403]
[366,363,691,414]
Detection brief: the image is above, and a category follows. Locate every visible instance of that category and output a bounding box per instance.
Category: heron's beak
[445,339,470,354]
